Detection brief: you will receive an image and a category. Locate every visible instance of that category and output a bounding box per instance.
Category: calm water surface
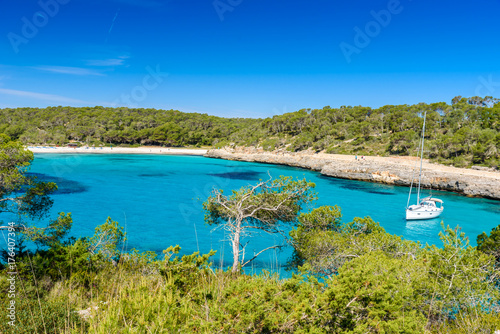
[11,154,500,275]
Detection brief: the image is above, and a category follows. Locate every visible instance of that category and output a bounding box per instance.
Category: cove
[13,154,500,275]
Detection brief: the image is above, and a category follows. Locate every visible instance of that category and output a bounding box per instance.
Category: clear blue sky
[1,0,499,117]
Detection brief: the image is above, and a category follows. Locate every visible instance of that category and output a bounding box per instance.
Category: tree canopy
[203,176,316,272]
[2,95,500,168]
[0,135,72,247]
[477,223,500,265]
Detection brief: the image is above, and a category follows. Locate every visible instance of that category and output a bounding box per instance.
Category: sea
[4,154,500,276]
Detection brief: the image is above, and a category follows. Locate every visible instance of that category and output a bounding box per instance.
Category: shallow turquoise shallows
[14,154,500,275]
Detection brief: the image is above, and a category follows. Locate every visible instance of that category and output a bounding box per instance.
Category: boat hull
[406,206,444,220]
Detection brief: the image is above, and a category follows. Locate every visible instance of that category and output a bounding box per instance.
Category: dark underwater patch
[340,183,394,195]
[138,172,173,177]
[481,204,500,214]
[105,157,137,161]
[26,173,88,195]
[319,175,394,195]
[208,171,263,180]
[366,190,395,196]
[318,175,344,184]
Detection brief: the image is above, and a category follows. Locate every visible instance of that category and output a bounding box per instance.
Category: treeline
[0,106,256,147]
[232,95,500,168]
[2,95,500,167]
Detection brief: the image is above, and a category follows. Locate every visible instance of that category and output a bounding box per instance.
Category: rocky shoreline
[205,148,500,200]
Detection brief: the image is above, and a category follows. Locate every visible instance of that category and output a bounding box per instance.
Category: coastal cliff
[205,148,500,200]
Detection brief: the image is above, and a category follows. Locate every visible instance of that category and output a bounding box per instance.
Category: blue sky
[1,0,499,117]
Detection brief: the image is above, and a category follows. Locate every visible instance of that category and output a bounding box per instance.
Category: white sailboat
[405,111,444,220]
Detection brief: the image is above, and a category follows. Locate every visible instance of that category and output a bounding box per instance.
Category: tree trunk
[231,227,241,273]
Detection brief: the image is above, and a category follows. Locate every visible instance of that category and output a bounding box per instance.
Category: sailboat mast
[417,111,427,204]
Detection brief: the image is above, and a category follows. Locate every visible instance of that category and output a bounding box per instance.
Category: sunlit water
[3,154,500,276]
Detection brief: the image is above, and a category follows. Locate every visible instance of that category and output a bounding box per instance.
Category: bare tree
[203,175,316,273]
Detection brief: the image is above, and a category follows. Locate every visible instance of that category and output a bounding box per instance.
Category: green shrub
[0,280,85,334]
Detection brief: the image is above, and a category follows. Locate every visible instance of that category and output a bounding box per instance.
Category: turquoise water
[9,154,500,274]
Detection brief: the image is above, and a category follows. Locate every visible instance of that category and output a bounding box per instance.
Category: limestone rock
[205,148,500,200]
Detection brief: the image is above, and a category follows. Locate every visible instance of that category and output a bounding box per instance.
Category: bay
[13,154,500,275]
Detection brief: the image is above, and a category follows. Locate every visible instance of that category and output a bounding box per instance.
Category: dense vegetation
[0,137,499,333]
[2,225,500,333]
[0,106,255,148]
[2,95,500,168]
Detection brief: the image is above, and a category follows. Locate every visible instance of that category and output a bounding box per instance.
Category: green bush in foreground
[0,276,85,334]
[1,221,498,333]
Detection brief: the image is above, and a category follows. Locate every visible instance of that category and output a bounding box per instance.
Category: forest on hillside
[1,95,499,168]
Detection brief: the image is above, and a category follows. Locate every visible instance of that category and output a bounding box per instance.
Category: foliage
[290,206,421,278]
[0,134,33,194]
[1,106,257,147]
[160,245,216,294]
[89,216,127,263]
[203,175,317,272]
[296,205,343,233]
[23,212,73,248]
[2,95,499,168]
[0,282,85,334]
[0,217,499,333]
[477,223,500,264]
[324,251,428,333]
[16,237,92,284]
[9,217,129,291]
[0,134,57,221]
[422,225,499,324]
[291,208,500,330]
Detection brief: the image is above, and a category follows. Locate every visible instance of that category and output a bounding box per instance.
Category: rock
[472,165,498,172]
[76,301,108,320]
[205,148,500,200]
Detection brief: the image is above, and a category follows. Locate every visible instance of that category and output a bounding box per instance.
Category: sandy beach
[27,146,207,155]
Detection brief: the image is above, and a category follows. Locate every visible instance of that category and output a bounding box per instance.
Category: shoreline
[27,146,207,156]
[205,148,500,200]
[27,145,500,200]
